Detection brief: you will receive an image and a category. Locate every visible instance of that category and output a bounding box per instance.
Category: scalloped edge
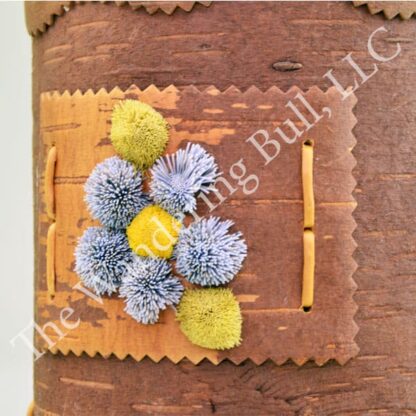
[353,1,416,20]
[38,83,360,367]
[46,346,359,367]
[41,83,356,99]
[26,1,212,36]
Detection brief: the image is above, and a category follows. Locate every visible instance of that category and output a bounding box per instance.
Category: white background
[0,2,33,415]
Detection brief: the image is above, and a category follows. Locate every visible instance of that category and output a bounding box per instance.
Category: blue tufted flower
[186,143,220,191]
[85,156,149,229]
[150,143,219,215]
[74,227,133,296]
[175,217,247,286]
[120,256,184,324]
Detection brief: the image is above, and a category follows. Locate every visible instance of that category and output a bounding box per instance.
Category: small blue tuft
[75,227,133,296]
[120,256,184,324]
[85,156,149,229]
[150,143,219,214]
[175,217,247,286]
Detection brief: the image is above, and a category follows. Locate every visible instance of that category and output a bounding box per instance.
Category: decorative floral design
[111,100,169,171]
[150,143,219,215]
[175,217,247,286]
[75,99,247,349]
[85,156,149,229]
[120,256,183,325]
[75,227,133,296]
[176,288,242,350]
[127,205,181,259]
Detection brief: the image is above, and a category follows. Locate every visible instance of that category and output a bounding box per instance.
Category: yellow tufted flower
[111,100,169,171]
[177,288,242,350]
[126,205,181,259]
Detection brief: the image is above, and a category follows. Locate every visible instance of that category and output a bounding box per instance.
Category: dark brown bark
[32,2,416,415]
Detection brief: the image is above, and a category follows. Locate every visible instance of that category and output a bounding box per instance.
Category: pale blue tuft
[150,143,219,214]
[120,256,184,325]
[175,217,247,286]
[75,227,133,296]
[85,156,149,229]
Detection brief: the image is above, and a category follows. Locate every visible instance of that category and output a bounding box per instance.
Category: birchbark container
[26,2,416,415]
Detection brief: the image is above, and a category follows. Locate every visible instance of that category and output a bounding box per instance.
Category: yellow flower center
[127,205,181,259]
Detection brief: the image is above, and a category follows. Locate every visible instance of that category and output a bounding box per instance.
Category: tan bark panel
[36,85,358,366]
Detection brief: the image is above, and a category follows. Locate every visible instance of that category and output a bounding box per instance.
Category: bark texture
[36,86,358,366]
[32,2,416,415]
